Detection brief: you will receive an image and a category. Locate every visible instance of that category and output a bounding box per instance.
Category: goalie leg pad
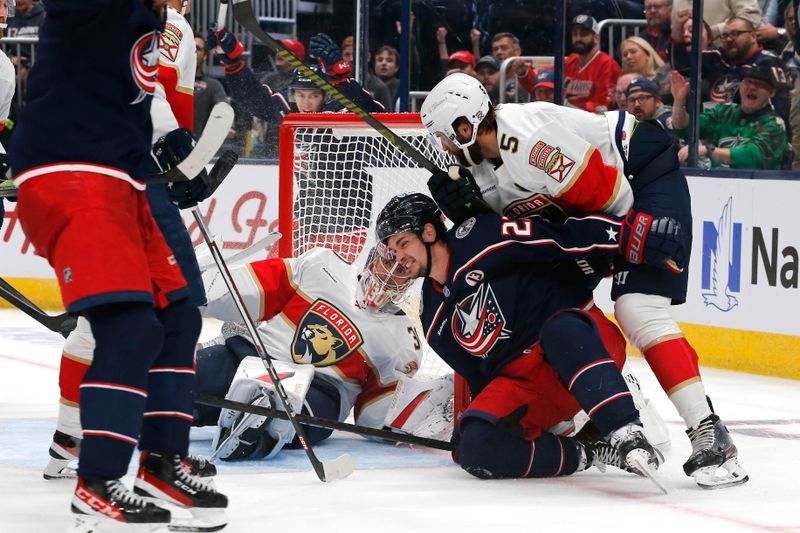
[382,374,455,441]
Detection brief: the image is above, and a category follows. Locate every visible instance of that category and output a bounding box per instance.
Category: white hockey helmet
[355,244,414,313]
[420,73,491,153]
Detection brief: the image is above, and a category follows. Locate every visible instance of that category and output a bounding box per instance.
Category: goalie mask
[355,244,414,313]
[420,73,490,154]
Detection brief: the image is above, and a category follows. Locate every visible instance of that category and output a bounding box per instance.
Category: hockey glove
[619,210,686,273]
[207,26,245,74]
[427,165,490,225]
[153,128,211,209]
[308,33,351,83]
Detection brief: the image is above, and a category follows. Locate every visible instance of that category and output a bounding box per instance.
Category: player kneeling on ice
[194,245,454,461]
[374,193,687,487]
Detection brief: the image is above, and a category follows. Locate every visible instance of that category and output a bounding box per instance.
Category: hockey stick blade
[322,453,355,482]
[150,101,235,184]
[230,0,439,174]
[196,232,282,272]
[204,149,238,197]
[0,278,77,338]
[195,394,455,451]
[628,452,669,495]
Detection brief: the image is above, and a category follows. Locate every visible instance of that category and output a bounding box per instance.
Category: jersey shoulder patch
[455,217,477,239]
[529,140,575,183]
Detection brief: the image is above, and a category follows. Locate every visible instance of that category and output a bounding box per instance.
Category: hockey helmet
[290,64,325,91]
[420,73,491,153]
[355,244,414,313]
[376,193,444,244]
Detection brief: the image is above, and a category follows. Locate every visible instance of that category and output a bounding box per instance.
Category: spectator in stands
[641,0,673,62]
[783,3,800,168]
[670,0,763,45]
[6,0,44,39]
[341,35,393,111]
[613,72,637,109]
[373,45,400,108]
[620,36,666,80]
[671,67,788,169]
[475,55,501,103]
[715,16,791,130]
[490,31,536,99]
[564,14,622,113]
[443,50,477,78]
[193,33,233,139]
[626,77,673,127]
[532,67,555,102]
[262,39,306,99]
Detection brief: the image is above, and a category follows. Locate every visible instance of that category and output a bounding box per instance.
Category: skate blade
[43,463,77,480]
[627,451,668,495]
[68,514,170,533]
[322,453,355,482]
[166,506,227,533]
[693,457,749,489]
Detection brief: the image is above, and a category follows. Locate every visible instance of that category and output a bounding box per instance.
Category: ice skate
[68,477,170,533]
[683,414,749,489]
[609,423,667,493]
[134,451,228,532]
[182,453,216,478]
[44,430,80,480]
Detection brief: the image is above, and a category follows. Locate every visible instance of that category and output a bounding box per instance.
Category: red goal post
[277,112,470,419]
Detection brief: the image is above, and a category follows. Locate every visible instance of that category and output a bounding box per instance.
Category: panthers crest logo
[291,299,363,367]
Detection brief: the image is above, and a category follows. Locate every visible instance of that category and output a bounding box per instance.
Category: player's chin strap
[460,146,478,166]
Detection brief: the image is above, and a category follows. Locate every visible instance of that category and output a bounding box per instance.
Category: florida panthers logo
[291,299,363,367]
[130,31,160,105]
[451,283,511,357]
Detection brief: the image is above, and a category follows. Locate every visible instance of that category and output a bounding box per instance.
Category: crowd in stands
[2,0,800,171]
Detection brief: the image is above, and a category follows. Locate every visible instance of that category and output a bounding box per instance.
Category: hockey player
[373,193,684,481]
[43,0,218,487]
[420,73,748,488]
[9,2,227,531]
[194,245,453,460]
[0,0,15,229]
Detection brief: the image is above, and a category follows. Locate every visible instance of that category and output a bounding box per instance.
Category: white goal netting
[278,113,455,381]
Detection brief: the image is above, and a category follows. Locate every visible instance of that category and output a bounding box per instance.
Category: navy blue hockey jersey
[419,213,623,395]
[10,1,165,186]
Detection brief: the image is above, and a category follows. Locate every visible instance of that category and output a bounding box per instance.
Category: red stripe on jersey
[249,258,297,321]
[157,63,194,131]
[556,147,622,214]
[59,352,90,405]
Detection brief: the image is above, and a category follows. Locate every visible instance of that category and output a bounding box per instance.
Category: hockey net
[278,113,469,415]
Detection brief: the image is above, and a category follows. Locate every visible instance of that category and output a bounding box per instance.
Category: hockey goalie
[195,245,455,460]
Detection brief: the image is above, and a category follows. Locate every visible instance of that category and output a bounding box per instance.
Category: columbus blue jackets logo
[451,283,511,357]
[292,299,363,366]
[129,31,160,105]
[701,197,741,312]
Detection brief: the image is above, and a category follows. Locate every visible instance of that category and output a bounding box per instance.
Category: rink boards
[1,165,798,379]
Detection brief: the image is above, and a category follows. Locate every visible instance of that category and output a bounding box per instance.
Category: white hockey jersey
[473,102,636,220]
[204,248,423,429]
[151,6,196,139]
[0,50,15,154]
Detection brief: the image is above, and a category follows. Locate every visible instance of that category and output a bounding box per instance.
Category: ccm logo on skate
[76,486,122,520]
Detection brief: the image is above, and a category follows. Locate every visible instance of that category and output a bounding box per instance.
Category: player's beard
[453,143,484,166]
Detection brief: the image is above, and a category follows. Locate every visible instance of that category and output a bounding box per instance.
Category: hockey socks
[457,418,581,478]
[644,337,712,428]
[139,299,202,456]
[539,311,638,435]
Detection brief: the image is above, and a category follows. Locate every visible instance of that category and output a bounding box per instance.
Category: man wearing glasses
[712,16,790,133]
[625,77,673,128]
[640,1,672,62]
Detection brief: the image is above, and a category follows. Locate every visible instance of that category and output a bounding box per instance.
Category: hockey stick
[190,211,354,480]
[194,394,455,452]
[0,277,77,337]
[196,232,282,273]
[149,101,235,184]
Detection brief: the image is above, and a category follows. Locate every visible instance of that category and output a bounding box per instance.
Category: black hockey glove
[153,128,212,209]
[427,165,490,225]
[207,25,245,74]
[619,210,686,273]
[308,33,351,83]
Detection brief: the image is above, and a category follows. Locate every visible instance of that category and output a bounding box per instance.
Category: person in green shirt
[671,66,788,169]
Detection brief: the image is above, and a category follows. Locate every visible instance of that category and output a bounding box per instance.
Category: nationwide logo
[292,299,363,366]
[701,197,741,312]
[451,283,511,357]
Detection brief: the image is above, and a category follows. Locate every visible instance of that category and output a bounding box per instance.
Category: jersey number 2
[501,218,533,237]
